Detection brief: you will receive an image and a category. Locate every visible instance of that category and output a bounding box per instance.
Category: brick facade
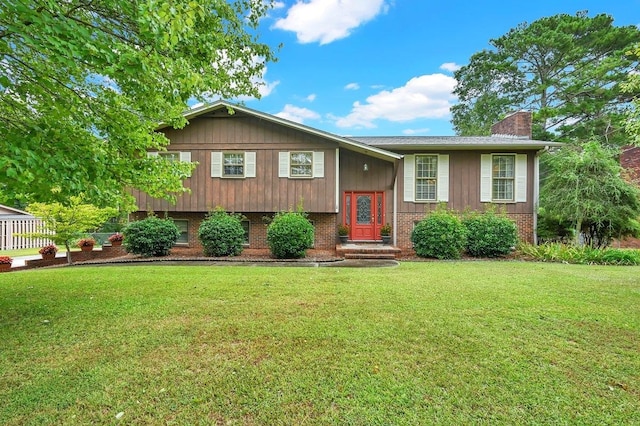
[394,211,534,251]
[130,211,339,253]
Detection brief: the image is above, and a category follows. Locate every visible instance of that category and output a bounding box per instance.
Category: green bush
[411,209,467,259]
[123,216,180,257]
[463,211,518,257]
[518,243,640,265]
[267,211,314,259]
[198,209,245,257]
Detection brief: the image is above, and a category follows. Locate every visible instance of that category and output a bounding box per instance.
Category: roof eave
[159,100,402,162]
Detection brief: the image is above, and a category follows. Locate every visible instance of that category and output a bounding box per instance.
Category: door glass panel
[356,195,372,225]
[377,194,382,225]
[346,194,351,226]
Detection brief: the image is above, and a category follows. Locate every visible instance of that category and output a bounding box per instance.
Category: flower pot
[80,245,94,252]
[41,253,56,261]
[381,235,391,245]
[111,240,122,247]
[339,235,348,244]
[0,263,11,272]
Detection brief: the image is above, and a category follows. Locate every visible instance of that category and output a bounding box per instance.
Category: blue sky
[227,0,640,137]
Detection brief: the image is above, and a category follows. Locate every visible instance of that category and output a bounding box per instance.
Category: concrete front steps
[336,242,402,260]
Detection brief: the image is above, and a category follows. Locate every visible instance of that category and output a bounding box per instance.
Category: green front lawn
[0,262,638,424]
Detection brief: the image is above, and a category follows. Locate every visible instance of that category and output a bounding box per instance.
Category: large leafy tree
[540,142,640,248]
[0,0,276,209]
[452,12,640,145]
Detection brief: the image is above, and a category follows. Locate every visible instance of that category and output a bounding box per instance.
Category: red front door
[343,191,385,240]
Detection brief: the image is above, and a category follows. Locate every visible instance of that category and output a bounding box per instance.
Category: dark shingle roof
[349,136,562,151]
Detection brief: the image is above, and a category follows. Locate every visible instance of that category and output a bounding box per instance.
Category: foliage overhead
[451,11,640,146]
[0,0,277,208]
[22,196,116,264]
[540,142,640,248]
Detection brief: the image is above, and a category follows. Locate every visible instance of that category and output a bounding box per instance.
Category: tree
[540,142,640,248]
[0,1,276,209]
[623,45,640,146]
[452,12,640,146]
[23,197,116,264]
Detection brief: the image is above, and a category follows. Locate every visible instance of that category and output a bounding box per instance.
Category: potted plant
[380,223,392,245]
[338,224,349,244]
[77,237,96,252]
[0,255,12,271]
[107,232,124,246]
[39,244,59,260]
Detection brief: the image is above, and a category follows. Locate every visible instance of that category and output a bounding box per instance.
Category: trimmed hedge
[463,211,517,257]
[198,209,245,257]
[122,216,179,257]
[267,211,314,259]
[411,210,467,259]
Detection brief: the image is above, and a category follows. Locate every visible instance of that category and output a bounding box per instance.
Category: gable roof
[162,100,402,162]
[0,204,34,218]
[351,136,563,151]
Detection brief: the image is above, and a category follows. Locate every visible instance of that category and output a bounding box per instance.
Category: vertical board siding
[134,114,338,213]
[397,150,535,215]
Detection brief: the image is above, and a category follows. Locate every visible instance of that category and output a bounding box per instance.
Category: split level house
[131,100,562,254]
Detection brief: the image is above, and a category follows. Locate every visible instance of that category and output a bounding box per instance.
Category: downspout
[393,157,401,246]
[335,148,340,214]
[533,146,550,245]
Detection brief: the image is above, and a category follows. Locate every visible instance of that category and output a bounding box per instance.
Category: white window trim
[279,151,324,178]
[404,154,449,203]
[481,153,527,203]
[211,151,256,178]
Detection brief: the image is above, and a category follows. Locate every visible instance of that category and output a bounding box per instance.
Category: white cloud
[275,104,321,124]
[440,62,461,73]
[335,73,457,129]
[345,82,360,90]
[402,128,431,135]
[306,93,317,101]
[273,0,388,45]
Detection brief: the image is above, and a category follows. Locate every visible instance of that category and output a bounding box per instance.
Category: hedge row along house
[131,100,562,255]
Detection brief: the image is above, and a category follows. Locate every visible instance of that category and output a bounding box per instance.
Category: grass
[0,262,638,425]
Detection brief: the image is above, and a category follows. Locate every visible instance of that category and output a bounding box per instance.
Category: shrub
[267,211,314,259]
[123,216,180,257]
[518,243,640,265]
[198,209,246,257]
[411,209,467,259]
[0,256,12,264]
[463,210,518,257]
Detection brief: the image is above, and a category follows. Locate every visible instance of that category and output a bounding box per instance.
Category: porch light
[363,163,368,172]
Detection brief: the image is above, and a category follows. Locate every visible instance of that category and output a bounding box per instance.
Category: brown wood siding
[398,150,537,215]
[339,151,396,224]
[134,114,338,213]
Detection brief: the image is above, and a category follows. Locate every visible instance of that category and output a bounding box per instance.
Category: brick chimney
[490,111,532,138]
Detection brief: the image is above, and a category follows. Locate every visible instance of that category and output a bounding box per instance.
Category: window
[279,151,324,178]
[480,154,527,203]
[415,155,438,201]
[173,219,189,245]
[290,152,313,177]
[223,153,245,177]
[492,155,515,201]
[148,151,191,162]
[211,152,256,178]
[403,154,449,202]
[241,219,250,245]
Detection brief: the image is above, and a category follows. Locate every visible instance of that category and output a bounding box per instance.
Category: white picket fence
[0,218,53,250]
